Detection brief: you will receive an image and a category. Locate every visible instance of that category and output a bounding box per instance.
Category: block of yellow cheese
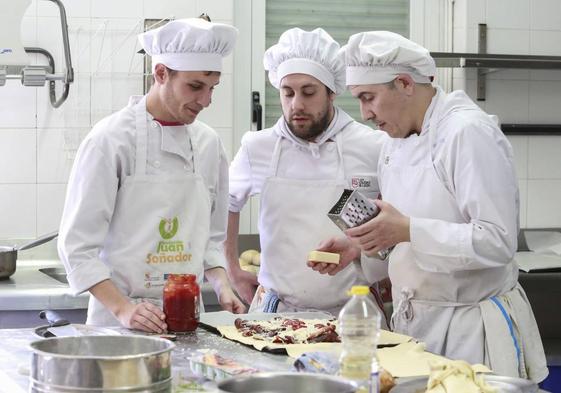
[307,250,340,264]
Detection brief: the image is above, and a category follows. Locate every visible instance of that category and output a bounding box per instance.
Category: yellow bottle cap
[349,285,370,296]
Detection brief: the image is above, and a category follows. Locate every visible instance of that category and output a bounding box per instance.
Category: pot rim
[29,335,175,360]
[217,371,357,385]
[0,246,16,253]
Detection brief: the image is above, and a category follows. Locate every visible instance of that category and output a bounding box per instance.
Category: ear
[153,63,167,84]
[328,89,336,104]
[394,74,415,95]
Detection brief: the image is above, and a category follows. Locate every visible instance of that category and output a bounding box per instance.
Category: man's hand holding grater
[345,199,410,259]
[327,189,398,260]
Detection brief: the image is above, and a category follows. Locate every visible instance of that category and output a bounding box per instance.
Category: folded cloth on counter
[525,231,561,255]
[515,251,561,272]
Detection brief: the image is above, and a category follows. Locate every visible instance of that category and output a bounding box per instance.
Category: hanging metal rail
[0,0,74,108]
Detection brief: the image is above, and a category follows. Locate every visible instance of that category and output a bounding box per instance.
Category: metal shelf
[501,124,561,136]
[431,24,561,102]
[431,52,561,70]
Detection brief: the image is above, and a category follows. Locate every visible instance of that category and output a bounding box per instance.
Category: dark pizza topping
[233,317,340,345]
[306,324,340,343]
[282,318,307,330]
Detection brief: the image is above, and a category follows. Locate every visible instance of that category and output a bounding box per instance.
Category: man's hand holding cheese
[307,238,359,276]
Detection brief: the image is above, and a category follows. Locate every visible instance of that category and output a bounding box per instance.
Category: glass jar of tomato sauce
[163,274,200,332]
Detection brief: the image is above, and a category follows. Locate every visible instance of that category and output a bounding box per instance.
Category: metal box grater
[328,189,379,231]
[328,189,392,260]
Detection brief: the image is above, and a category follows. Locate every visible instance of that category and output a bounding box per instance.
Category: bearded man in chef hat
[58,17,245,333]
[309,30,548,382]
[225,27,389,324]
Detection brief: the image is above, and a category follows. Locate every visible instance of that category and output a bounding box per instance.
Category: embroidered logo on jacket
[351,177,372,189]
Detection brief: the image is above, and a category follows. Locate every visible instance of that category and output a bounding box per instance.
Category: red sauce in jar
[163,274,200,332]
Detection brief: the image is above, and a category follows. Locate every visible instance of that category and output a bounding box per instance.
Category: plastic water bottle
[338,285,381,393]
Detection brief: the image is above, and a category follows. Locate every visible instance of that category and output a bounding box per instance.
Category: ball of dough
[251,252,261,266]
[240,249,259,263]
[240,264,259,275]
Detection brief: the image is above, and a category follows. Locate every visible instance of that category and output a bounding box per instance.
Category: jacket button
[151,121,158,128]
[154,160,161,168]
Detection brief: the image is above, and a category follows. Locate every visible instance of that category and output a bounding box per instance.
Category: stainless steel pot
[216,372,357,393]
[29,335,175,392]
[0,231,58,279]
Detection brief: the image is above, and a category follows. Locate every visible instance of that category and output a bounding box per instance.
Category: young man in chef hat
[58,18,245,333]
[225,27,389,323]
[309,31,548,382]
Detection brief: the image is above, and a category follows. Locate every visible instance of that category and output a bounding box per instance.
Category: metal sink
[39,267,68,284]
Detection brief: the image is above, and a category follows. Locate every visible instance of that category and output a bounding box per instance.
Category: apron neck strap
[189,129,199,175]
[135,96,149,175]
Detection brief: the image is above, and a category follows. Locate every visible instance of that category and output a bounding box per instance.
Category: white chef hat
[264,28,345,95]
[340,31,436,85]
[138,18,238,73]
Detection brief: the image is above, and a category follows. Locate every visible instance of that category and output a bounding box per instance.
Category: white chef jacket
[229,107,390,311]
[379,87,548,382]
[58,95,229,296]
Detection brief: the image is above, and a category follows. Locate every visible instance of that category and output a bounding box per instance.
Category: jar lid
[167,273,196,282]
[349,285,369,296]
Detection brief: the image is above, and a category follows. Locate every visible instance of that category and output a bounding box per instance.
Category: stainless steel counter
[0,259,225,328]
[0,326,294,392]
[0,260,88,311]
[0,327,550,393]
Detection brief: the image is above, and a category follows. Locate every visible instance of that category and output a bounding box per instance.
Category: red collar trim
[154,118,184,126]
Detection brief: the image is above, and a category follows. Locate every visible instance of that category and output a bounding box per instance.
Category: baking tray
[391,374,539,393]
[199,311,339,355]
[199,311,411,357]
[199,311,333,334]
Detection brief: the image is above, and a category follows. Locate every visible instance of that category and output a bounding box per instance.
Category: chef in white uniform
[309,31,548,382]
[225,28,388,322]
[58,18,245,333]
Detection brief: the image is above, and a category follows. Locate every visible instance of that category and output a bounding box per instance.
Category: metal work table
[0,326,551,393]
[0,326,294,392]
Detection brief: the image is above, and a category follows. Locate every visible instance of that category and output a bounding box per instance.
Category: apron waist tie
[392,286,524,372]
[391,287,414,330]
[391,287,484,330]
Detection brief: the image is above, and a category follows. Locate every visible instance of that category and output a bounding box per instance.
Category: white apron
[87,96,211,326]
[383,104,547,381]
[252,134,387,324]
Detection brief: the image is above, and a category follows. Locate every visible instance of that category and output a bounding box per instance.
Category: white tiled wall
[453,0,561,228]
[0,0,235,240]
